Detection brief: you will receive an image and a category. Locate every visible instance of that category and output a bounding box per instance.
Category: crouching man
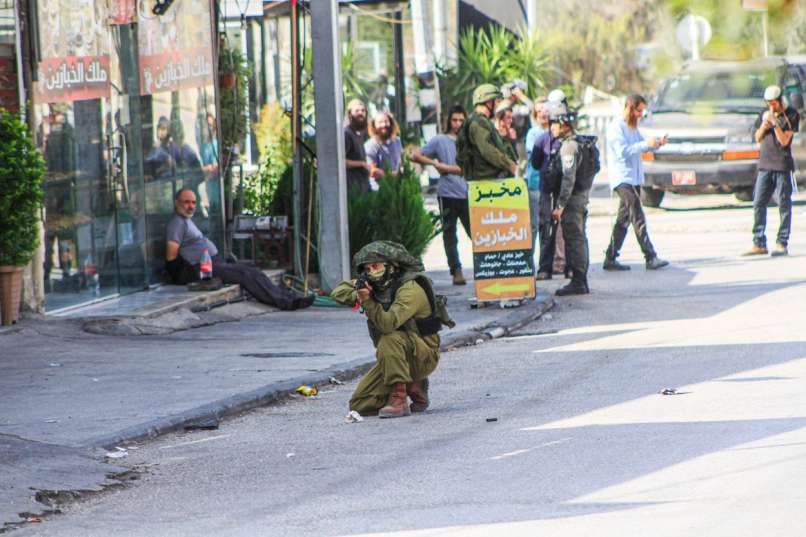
[331,241,454,418]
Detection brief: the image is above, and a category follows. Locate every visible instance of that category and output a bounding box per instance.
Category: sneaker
[770,244,788,257]
[535,272,552,281]
[645,257,670,270]
[452,268,467,285]
[603,259,631,271]
[742,245,768,256]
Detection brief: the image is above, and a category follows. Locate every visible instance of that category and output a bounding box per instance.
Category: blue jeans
[752,170,793,247]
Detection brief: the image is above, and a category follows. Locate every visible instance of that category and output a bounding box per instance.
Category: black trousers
[538,191,560,274]
[560,194,589,283]
[212,256,311,310]
[605,184,657,261]
[438,196,471,274]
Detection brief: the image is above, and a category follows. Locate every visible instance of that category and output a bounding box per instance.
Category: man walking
[743,85,800,257]
[344,99,371,196]
[456,84,518,181]
[603,94,669,271]
[550,105,598,296]
[412,105,469,285]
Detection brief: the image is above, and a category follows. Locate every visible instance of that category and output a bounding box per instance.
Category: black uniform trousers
[438,196,471,275]
[605,184,657,261]
[560,193,589,282]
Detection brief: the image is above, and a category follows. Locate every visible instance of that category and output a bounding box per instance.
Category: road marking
[489,438,573,460]
[160,434,231,450]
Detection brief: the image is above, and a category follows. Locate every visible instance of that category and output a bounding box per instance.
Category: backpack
[387,275,456,336]
[543,134,600,195]
[455,115,477,177]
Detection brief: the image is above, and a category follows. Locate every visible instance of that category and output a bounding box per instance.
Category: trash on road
[296,385,318,397]
[25,517,42,523]
[475,338,485,345]
[49,362,61,367]
[184,416,220,431]
[660,388,683,395]
[486,418,498,422]
[44,419,58,424]
[344,410,364,423]
[286,452,295,458]
[329,376,345,385]
[106,447,128,459]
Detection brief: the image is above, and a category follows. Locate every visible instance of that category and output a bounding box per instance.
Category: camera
[501,80,528,100]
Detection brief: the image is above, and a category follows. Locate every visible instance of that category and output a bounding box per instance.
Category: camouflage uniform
[556,132,592,289]
[457,112,518,181]
[330,242,442,416]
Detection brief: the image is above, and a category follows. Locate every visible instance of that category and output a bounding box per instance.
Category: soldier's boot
[556,273,589,296]
[379,383,411,419]
[452,268,467,286]
[407,378,430,413]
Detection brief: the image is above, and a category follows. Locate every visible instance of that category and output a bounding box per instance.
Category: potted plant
[0,108,45,325]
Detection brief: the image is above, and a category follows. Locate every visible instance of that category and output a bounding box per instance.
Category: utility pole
[527,0,539,35]
[310,0,350,291]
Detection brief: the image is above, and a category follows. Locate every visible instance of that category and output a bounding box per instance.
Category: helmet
[764,85,782,101]
[547,102,575,125]
[548,89,567,104]
[473,84,502,106]
[352,240,424,273]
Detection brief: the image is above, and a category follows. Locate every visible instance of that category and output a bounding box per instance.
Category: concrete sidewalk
[0,268,553,530]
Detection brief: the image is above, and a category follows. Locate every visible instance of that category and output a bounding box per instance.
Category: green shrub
[0,109,44,267]
[348,159,436,262]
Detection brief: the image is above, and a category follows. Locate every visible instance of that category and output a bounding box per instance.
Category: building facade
[18,0,224,312]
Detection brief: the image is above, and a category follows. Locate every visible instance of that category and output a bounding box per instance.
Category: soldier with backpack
[456,84,518,181]
[330,241,455,419]
[548,104,601,296]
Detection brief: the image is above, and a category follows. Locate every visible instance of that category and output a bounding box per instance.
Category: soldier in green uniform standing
[331,241,453,418]
[456,84,518,180]
[550,104,598,296]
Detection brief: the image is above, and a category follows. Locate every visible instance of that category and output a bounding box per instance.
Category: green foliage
[243,103,293,216]
[0,108,44,267]
[218,41,252,156]
[348,159,436,261]
[439,26,549,111]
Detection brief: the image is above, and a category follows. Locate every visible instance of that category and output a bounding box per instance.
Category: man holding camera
[456,84,518,181]
[743,85,800,257]
[330,241,451,419]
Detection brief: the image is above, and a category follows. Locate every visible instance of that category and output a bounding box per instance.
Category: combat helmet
[546,102,576,126]
[472,84,502,106]
[352,241,425,274]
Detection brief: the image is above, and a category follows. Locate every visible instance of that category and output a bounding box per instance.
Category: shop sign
[0,56,19,112]
[36,56,111,104]
[138,0,214,95]
[468,178,536,302]
[108,0,137,24]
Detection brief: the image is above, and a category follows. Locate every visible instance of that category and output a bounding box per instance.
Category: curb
[84,294,555,450]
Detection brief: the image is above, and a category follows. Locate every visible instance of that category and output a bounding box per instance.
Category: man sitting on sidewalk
[165,188,313,311]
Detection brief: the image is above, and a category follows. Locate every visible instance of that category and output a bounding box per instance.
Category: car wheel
[640,188,665,208]
[734,188,753,202]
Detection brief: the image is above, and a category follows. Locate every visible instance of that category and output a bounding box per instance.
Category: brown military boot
[452,268,466,285]
[379,383,410,419]
[407,378,430,413]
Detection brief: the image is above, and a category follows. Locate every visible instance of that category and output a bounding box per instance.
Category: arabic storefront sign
[35,0,111,104]
[138,0,214,95]
[469,178,535,302]
[36,57,111,104]
[0,56,19,112]
[108,0,137,24]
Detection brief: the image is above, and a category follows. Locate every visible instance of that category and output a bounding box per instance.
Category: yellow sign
[468,178,535,302]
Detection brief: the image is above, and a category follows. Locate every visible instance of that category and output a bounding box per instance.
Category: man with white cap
[743,85,800,257]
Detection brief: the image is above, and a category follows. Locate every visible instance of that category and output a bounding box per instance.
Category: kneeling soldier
[331,241,453,418]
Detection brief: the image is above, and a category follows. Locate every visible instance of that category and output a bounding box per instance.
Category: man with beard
[330,241,453,418]
[411,105,469,285]
[165,188,314,310]
[365,111,403,180]
[344,99,372,195]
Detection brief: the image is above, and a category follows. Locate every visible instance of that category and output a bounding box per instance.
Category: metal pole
[762,11,769,57]
[393,10,405,125]
[310,0,350,291]
[290,0,304,278]
[527,0,539,35]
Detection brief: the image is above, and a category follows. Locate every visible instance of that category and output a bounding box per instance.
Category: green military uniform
[457,112,518,180]
[556,132,593,288]
[330,242,443,416]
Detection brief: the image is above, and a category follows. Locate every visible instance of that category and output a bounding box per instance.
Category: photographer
[743,85,800,257]
[330,241,450,419]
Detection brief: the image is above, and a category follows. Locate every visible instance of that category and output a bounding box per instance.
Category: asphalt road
[18,193,806,537]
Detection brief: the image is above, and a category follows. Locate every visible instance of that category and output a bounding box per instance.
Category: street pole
[527,0,539,35]
[762,11,769,57]
[310,0,350,291]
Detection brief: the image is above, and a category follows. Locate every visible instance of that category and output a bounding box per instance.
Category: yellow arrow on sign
[481,282,531,295]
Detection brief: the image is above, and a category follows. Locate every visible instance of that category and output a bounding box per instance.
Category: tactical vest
[544,134,600,196]
[366,271,455,345]
[456,112,512,180]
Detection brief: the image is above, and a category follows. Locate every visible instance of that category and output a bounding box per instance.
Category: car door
[784,66,806,182]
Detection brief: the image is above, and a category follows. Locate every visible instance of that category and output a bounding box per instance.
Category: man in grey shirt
[165,188,313,310]
[412,106,469,285]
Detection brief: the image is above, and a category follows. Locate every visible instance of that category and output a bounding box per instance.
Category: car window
[655,69,778,113]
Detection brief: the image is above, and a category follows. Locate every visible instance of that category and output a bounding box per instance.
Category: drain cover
[242,352,336,359]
